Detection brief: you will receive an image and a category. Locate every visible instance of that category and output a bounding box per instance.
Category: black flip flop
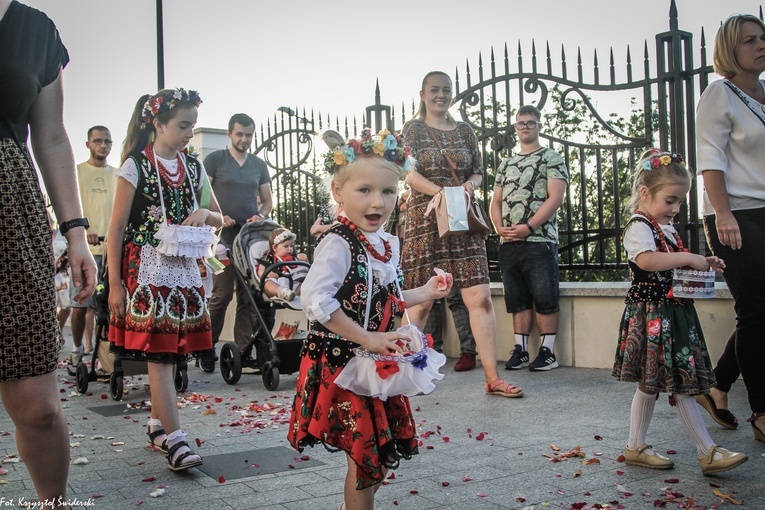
[695,394,738,430]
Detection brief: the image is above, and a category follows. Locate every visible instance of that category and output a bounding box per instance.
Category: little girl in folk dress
[613,149,747,476]
[288,129,452,510]
[107,89,223,472]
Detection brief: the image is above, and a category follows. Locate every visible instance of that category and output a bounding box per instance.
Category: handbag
[422,123,491,237]
[151,152,217,259]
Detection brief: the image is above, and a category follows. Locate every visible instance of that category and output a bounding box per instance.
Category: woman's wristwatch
[59,217,90,235]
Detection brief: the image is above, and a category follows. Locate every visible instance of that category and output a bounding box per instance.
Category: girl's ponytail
[120,94,152,164]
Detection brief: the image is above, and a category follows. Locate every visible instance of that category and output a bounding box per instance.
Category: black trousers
[704,208,765,413]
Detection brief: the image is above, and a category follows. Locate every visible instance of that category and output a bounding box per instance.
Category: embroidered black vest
[303,223,403,367]
[624,215,682,304]
[123,151,203,247]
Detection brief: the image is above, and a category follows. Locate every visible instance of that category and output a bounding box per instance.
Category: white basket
[672,268,716,299]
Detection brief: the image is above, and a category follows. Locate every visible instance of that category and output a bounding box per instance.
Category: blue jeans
[704,208,765,413]
[499,242,560,314]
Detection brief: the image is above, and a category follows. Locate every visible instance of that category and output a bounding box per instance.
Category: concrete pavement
[1,329,763,510]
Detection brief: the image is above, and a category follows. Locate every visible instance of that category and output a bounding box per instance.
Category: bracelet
[523,221,535,234]
[256,213,265,219]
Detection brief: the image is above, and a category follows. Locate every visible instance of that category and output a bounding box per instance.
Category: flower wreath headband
[273,230,296,246]
[640,148,686,171]
[323,128,413,176]
[142,88,203,125]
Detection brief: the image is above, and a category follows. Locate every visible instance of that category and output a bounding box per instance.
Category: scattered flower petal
[149,488,165,498]
[72,457,89,465]
[218,476,226,484]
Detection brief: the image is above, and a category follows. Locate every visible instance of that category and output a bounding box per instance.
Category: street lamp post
[156,0,164,90]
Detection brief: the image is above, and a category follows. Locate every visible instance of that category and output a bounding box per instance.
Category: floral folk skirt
[612,301,715,394]
[109,241,211,362]
[288,341,418,489]
[0,139,62,381]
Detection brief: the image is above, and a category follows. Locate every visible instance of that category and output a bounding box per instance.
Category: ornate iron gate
[250,0,733,277]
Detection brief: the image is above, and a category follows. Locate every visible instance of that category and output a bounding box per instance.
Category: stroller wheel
[76,362,89,394]
[262,361,280,391]
[109,372,123,401]
[175,367,189,393]
[220,343,242,385]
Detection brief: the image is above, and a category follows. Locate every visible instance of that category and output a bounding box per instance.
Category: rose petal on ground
[476,493,488,497]
[664,478,679,484]
[573,469,582,478]
[72,457,89,465]
[409,490,419,495]
[441,481,450,487]
[195,438,203,447]
[202,409,217,415]
[594,435,603,440]
[666,450,677,455]
[92,494,104,499]
[0,468,6,475]
[149,488,165,498]
[462,476,472,482]
[582,458,600,465]
[616,470,625,476]
[142,477,156,482]
[616,454,626,462]
[136,500,143,506]
[475,432,486,441]
[218,476,226,484]
[709,482,721,488]
[551,444,561,451]
[442,437,450,443]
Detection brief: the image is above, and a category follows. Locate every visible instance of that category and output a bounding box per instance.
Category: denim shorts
[71,254,103,308]
[498,241,560,314]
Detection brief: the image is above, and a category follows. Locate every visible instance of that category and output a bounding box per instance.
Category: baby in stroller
[250,228,309,304]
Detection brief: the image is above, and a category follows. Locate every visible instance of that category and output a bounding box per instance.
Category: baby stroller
[220,219,309,389]
[70,251,189,400]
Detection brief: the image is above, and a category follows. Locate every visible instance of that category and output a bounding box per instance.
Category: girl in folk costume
[288,129,452,510]
[613,149,747,475]
[107,89,223,472]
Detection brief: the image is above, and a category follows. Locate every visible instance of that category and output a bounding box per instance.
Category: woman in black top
[0,1,96,505]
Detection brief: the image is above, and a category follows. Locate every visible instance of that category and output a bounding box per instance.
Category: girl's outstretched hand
[706,256,725,273]
[360,331,406,355]
[430,268,453,297]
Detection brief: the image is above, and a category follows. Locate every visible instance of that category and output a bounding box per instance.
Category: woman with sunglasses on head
[400,71,523,398]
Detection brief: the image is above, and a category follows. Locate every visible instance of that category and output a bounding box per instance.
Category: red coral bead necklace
[337,215,392,263]
[145,143,185,188]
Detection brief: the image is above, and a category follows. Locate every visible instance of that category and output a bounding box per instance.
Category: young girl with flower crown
[288,129,452,510]
[107,89,223,472]
[612,149,747,476]
[254,227,309,302]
